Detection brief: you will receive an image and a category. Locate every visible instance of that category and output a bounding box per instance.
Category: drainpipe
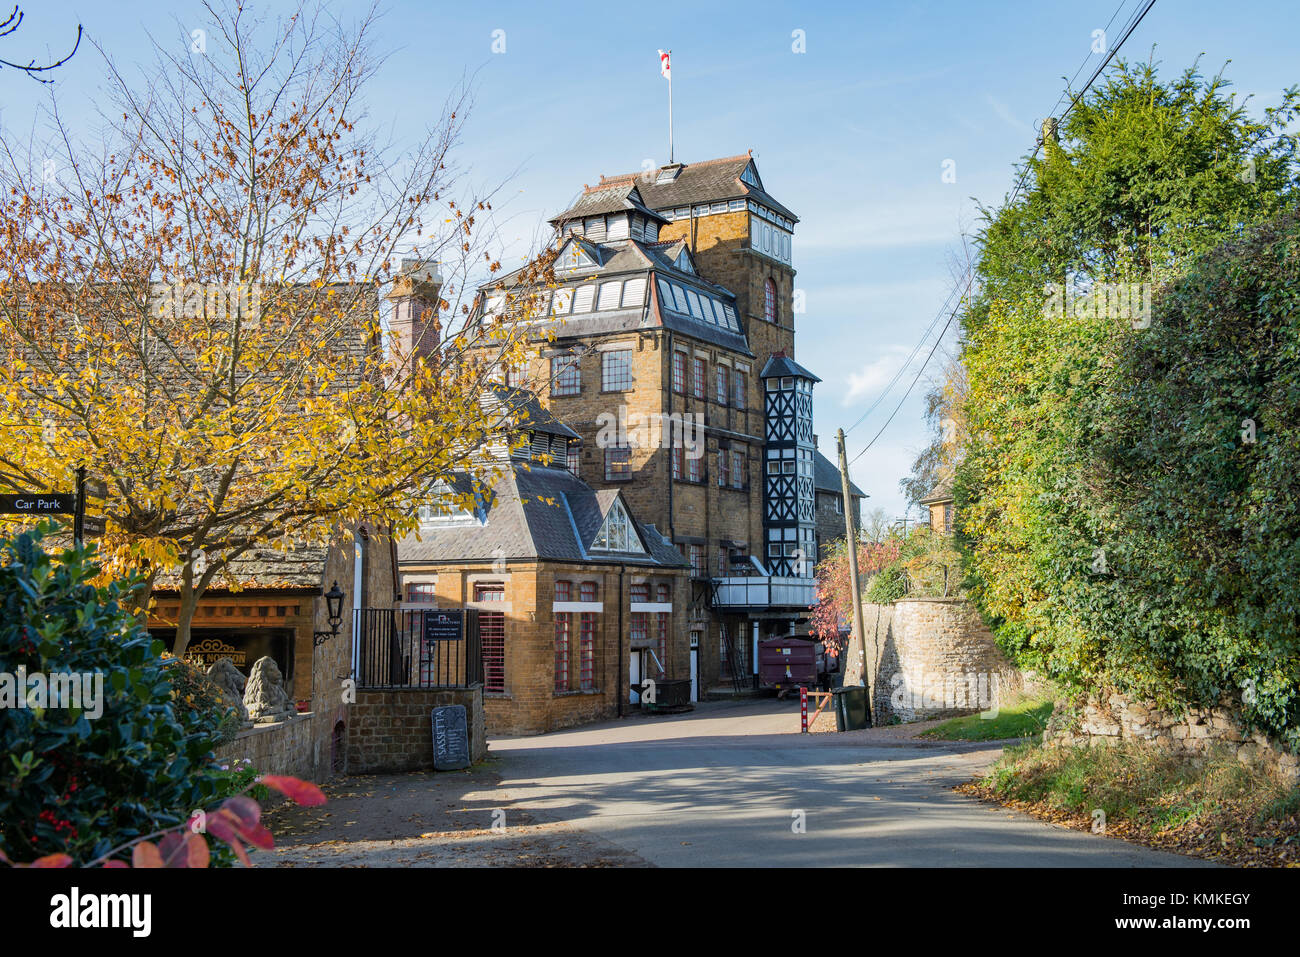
[617,566,625,717]
[666,329,675,543]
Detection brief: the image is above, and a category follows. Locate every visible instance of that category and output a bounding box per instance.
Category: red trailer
[758,635,818,698]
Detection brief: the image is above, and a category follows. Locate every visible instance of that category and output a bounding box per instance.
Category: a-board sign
[0,493,75,515]
[431,705,470,770]
[422,609,462,644]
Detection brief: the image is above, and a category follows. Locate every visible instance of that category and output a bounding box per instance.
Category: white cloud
[984,93,1033,136]
[842,344,916,406]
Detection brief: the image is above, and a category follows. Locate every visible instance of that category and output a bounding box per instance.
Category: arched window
[764,279,777,324]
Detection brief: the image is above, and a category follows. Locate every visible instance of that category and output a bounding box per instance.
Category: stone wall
[348,688,487,774]
[1045,691,1299,785]
[861,598,1025,724]
[213,712,320,781]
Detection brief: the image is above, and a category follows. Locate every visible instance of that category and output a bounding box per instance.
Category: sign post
[73,466,86,547]
[0,493,75,516]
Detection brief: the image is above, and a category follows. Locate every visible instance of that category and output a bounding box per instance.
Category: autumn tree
[0,1,547,654]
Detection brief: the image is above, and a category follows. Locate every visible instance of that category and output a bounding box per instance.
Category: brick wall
[659,210,796,362]
[399,559,691,736]
[347,688,486,773]
[861,598,1023,724]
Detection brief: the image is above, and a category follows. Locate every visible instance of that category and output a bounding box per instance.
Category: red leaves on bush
[8,775,325,868]
[206,796,274,865]
[132,842,164,868]
[158,831,210,868]
[259,774,326,806]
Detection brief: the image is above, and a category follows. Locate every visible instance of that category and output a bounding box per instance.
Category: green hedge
[0,524,231,863]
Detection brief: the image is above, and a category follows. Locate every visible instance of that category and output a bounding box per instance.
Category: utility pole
[836,429,870,716]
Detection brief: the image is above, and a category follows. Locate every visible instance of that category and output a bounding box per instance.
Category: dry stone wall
[1045,691,1299,784]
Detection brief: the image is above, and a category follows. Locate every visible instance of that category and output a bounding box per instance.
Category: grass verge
[958,739,1300,866]
[919,698,1054,741]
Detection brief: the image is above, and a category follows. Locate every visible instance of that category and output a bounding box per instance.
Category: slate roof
[592,154,799,223]
[920,475,955,505]
[550,182,670,227]
[813,449,865,498]
[760,352,821,382]
[486,234,753,356]
[398,462,688,568]
[484,384,580,440]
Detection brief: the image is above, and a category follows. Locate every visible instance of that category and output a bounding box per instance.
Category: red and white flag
[658,49,671,79]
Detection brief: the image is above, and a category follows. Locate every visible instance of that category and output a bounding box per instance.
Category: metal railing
[710,575,816,610]
[354,607,482,689]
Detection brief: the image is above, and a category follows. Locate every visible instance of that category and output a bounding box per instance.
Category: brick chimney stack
[387,258,443,366]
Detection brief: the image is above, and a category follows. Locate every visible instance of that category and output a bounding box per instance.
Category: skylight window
[590,498,645,553]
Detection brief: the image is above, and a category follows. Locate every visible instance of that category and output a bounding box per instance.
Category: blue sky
[5,0,1298,518]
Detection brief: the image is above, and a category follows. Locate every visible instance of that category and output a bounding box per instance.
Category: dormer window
[419,481,483,527]
[590,498,645,553]
[607,214,630,241]
[740,163,760,188]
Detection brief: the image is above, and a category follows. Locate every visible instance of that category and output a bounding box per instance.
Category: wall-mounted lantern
[314,581,347,646]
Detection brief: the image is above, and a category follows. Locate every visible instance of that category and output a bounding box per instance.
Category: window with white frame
[572,285,595,313]
[597,281,623,311]
[591,498,644,552]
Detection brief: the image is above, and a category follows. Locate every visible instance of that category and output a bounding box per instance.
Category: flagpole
[667,52,674,164]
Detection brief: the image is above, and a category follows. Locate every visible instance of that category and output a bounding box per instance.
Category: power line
[843,279,963,436]
[1045,0,1138,130]
[841,0,1158,465]
[848,278,967,469]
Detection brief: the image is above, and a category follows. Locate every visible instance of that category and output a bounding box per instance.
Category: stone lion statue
[207,657,250,726]
[243,656,293,723]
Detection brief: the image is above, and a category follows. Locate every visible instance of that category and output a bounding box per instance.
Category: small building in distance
[920,476,955,534]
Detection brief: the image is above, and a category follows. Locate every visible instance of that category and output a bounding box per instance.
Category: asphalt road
[486,698,1209,867]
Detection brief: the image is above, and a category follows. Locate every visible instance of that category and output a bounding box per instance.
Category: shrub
[161,652,242,746]
[862,527,961,603]
[0,523,231,863]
